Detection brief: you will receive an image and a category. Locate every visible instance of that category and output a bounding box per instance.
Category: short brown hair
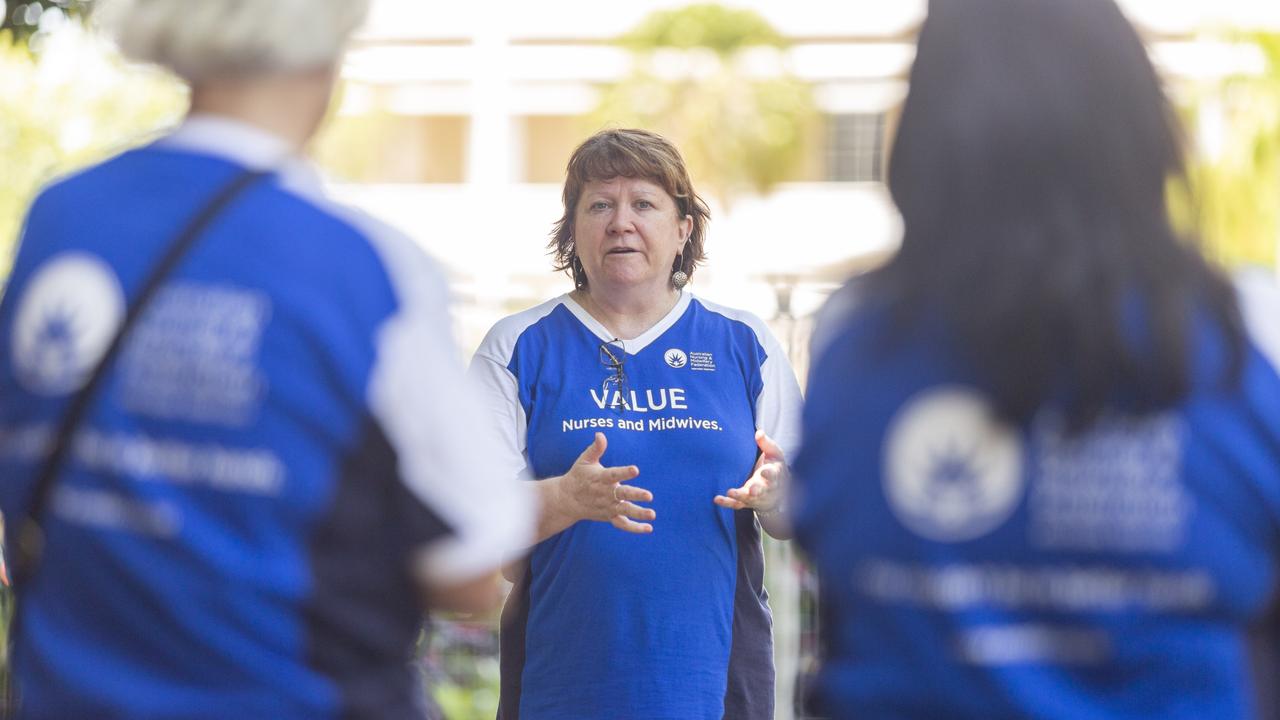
[550,129,711,289]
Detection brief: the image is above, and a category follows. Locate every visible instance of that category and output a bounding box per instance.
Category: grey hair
[96,0,370,82]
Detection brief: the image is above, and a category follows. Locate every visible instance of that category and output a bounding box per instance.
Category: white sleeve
[468,346,530,483]
[466,297,563,484]
[755,323,805,461]
[694,297,805,460]
[1237,268,1280,372]
[361,219,536,585]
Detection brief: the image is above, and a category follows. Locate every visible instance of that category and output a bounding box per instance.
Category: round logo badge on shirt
[664,348,688,368]
[883,386,1024,542]
[11,252,126,396]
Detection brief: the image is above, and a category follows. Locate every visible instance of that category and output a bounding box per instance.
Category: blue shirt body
[0,118,532,719]
[793,279,1280,720]
[472,293,802,720]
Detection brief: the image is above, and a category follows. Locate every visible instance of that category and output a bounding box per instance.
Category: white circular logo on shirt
[883,387,1024,542]
[664,348,688,368]
[11,252,126,396]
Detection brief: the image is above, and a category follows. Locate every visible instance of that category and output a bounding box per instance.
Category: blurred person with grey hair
[0,0,570,717]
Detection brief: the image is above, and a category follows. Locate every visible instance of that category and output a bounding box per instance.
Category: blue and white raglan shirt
[469,291,802,720]
[793,273,1280,720]
[0,116,535,720]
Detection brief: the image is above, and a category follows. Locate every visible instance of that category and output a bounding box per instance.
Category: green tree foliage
[622,3,786,55]
[594,4,816,203]
[1174,33,1280,270]
[0,25,187,276]
[1,0,94,44]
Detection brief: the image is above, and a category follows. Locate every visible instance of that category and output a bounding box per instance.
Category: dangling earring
[671,248,689,290]
[567,235,587,289]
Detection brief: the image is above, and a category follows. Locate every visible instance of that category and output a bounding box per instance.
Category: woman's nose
[607,206,635,235]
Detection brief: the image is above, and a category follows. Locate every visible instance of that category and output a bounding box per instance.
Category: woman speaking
[471,128,803,720]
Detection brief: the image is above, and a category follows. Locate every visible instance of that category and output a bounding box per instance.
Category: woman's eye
[635,200,653,210]
[590,201,610,211]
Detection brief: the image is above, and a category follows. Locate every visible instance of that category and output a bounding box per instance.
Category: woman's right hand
[536,432,654,540]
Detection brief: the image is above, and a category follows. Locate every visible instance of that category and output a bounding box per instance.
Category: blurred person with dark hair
[470,128,803,720]
[0,1,547,717]
[792,0,1280,717]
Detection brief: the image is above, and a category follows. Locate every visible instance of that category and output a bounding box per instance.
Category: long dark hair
[874,0,1245,430]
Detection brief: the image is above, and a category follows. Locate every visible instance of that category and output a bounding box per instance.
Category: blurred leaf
[621,3,787,55]
[0,25,187,278]
[1,1,95,45]
[1173,32,1280,270]
[597,4,815,205]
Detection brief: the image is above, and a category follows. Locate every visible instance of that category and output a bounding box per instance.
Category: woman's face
[573,176,693,296]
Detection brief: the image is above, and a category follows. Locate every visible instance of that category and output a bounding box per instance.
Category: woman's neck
[572,285,682,341]
[188,67,336,153]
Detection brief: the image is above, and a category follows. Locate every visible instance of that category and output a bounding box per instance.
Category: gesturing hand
[714,430,786,513]
[559,432,655,534]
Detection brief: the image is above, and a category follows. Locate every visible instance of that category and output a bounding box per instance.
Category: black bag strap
[10,168,268,588]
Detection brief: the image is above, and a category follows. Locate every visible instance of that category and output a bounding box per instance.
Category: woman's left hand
[714,430,787,513]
